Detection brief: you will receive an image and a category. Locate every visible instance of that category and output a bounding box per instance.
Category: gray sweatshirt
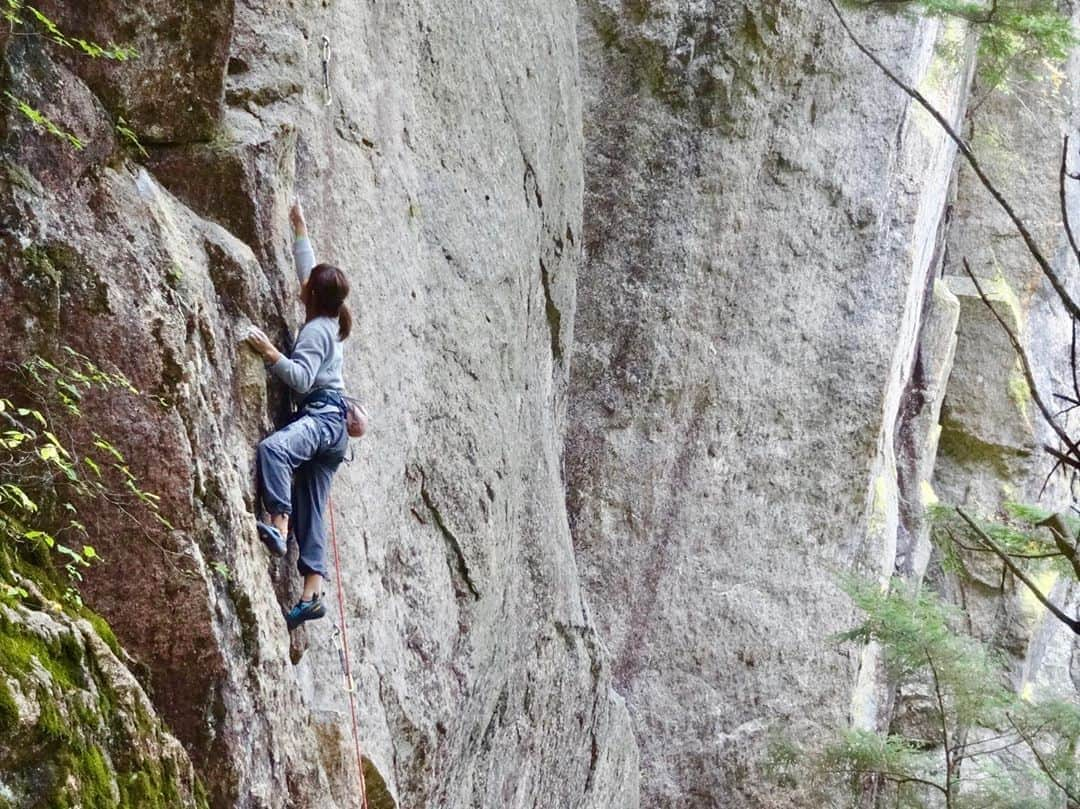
[270,236,346,399]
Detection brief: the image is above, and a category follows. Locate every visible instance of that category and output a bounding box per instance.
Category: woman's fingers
[245,326,273,355]
[289,199,305,231]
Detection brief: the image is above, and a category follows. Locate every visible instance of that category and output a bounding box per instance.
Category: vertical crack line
[419,479,481,601]
[539,258,563,363]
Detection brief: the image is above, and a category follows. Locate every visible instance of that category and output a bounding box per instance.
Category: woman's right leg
[256,415,326,534]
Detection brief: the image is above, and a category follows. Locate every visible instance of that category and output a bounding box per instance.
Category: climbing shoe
[256,522,287,557]
[285,596,326,631]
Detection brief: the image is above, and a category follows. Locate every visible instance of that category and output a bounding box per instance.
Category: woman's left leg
[291,416,345,591]
[293,457,336,598]
[283,412,347,630]
[285,456,345,629]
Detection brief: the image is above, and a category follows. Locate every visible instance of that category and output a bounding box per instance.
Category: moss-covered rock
[0,598,205,808]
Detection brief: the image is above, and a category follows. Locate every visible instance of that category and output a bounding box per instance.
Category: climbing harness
[321,35,333,107]
[328,495,370,809]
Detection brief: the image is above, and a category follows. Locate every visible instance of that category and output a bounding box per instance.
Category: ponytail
[338,302,352,340]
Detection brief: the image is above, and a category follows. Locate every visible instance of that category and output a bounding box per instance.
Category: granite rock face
[0,1,636,807]
[569,4,968,804]
[570,2,1078,807]
[3,0,1080,807]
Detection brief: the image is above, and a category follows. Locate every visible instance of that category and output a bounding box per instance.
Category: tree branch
[1059,137,1080,282]
[963,259,1080,465]
[1008,714,1080,805]
[926,650,955,809]
[1035,512,1080,582]
[825,0,1080,323]
[956,507,1080,635]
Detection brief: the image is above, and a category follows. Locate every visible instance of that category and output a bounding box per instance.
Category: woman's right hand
[245,325,281,364]
[289,199,307,238]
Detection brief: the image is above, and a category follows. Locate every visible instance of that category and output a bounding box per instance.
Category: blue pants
[257,410,348,578]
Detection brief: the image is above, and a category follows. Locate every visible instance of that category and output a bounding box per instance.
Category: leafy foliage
[778,579,1080,808]
[847,0,1076,91]
[2,0,140,151]
[115,115,148,157]
[2,1,137,60]
[3,91,84,149]
[0,348,169,607]
[840,578,1013,728]
[930,502,1079,580]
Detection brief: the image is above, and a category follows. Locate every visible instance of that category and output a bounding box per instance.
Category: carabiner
[320,35,332,107]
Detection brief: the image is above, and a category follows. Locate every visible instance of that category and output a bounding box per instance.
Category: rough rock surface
[930,28,1079,679]
[0,1,637,807]
[4,0,1080,807]
[568,4,976,804]
[0,585,203,807]
[569,2,1079,807]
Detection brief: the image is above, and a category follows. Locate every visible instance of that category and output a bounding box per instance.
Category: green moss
[0,675,18,733]
[166,263,184,287]
[0,615,79,689]
[37,696,73,744]
[118,758,187,809]
[83,610,121,657]
[1007,366,1031,421]
[225,579,260,666]
[50,745,115,808]
[22,244,61,284]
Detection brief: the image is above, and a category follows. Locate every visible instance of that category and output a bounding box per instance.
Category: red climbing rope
[328,495,370,809]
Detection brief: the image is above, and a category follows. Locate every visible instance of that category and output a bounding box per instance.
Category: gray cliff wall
[569,3,969,804]
[0,1,637,807]
[570,2,1079,807]
[3,1,1080,807]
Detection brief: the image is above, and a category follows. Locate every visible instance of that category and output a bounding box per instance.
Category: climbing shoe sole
[256,522,287,557]
[285,598,326,631]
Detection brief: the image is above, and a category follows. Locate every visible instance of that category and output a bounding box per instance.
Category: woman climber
[245,200,352,631]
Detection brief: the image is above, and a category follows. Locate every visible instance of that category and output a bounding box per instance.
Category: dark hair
[306,263,352,340]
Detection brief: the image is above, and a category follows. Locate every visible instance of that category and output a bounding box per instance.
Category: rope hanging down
[328,494,369,809]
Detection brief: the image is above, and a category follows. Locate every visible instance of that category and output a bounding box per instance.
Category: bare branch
[963,260,1080,464]
[926,650,955,808]
[1044,444,1080,473]
[1035,512,1080,581]
[956,507,1080,635]
[826,0,1080,323]
[1060,137,1080,290]
[1007,714,1080,805]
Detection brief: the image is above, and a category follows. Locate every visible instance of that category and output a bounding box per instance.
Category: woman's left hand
[246,326,280,363]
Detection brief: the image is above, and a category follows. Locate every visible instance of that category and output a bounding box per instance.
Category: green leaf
[2,430,29,448]
[23,529,54,548]
[16,407,46,428]
[56,544,88,566]
[0,583,28,601]
[2,484,37,512]
[92,435,124,461]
